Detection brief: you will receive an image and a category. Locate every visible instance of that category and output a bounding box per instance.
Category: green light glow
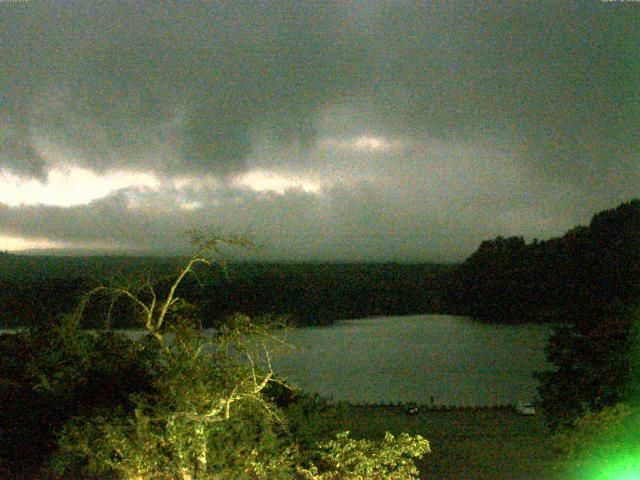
[578,454,640,480]
[559,403,640,480]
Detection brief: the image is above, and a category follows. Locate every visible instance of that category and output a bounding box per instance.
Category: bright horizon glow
[233,169,322,195]
[0,166,161,207]
[0,235,68,251]
[0,234,128,252]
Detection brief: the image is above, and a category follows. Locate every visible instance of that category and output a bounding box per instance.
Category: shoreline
[338,404,556,480]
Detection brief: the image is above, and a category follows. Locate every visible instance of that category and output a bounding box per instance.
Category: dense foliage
[0,316,155,478]
[299,431,430,480]
[52,318,297,479]
[520,201,640,430]
[457,199,640,323]
[0,260,452,329]
[536,303,640,429]
[0,248,431,479]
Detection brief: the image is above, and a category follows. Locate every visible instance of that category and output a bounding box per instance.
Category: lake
[1,314,555,406]
[262,315,554,406]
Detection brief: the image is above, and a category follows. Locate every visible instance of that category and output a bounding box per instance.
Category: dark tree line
[0,261,453,329]
[536,301,640,429]
[455,199,640,324]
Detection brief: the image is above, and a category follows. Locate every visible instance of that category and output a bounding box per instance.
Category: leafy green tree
[53,318,295,480]
[298,431,430,480]
[0,316,154,478]
[50,233,431,480]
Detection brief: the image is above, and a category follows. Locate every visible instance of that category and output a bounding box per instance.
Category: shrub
[0,317,154,478]
[298,431,430,480]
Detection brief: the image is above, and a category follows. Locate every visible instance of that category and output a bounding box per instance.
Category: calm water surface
[264,315,554,406]
[1,315,554,406]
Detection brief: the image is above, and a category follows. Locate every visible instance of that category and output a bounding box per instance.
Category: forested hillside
[455,199,640,323]
[0,258,452,328]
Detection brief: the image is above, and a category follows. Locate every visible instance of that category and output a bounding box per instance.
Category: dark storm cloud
[2,0,635,176]
[1,0,638,259]
[2,1,365,175]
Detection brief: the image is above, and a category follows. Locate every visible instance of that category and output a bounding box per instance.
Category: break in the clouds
[1,1,638,260]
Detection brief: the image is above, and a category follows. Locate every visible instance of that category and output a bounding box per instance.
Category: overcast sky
[1,0,638,261]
